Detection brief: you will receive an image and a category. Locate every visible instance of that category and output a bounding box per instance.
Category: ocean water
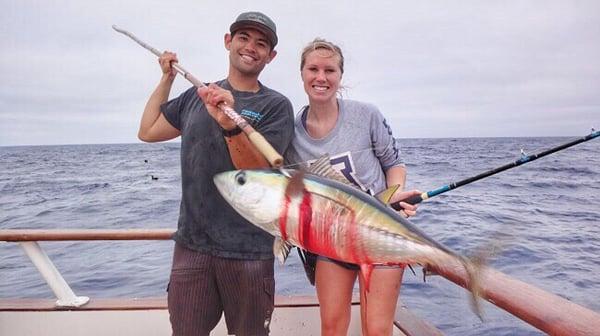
[1,137,599,335]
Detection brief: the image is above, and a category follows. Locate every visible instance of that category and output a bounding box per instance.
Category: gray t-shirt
[285,99,403,195]
[162,79,294,259]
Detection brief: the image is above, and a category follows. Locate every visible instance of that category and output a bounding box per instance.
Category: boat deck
[0,296,442,336]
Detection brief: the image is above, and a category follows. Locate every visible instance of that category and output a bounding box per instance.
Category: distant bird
[151,175,158,180]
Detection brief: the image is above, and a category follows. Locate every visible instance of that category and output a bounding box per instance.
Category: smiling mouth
[312,85,329,92]
[240,54,257,62]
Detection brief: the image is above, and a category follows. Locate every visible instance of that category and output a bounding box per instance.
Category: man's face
[225,28,277,77]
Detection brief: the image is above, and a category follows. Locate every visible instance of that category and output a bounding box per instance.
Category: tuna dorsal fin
[374,184,401,204]
[307,155,354,186]
[273,237,294,264]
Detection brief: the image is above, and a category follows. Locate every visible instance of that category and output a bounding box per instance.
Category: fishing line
[282,129,600,213]
[281,143,398,169]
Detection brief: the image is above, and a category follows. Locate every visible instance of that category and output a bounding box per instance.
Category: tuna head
[213,169,286,237]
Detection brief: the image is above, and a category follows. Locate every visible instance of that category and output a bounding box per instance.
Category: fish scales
[229,169,450,265]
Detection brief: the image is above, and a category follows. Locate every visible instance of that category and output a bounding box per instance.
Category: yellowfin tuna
[213,158,483,317]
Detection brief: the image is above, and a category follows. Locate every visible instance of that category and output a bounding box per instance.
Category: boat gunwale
[0,229,174,241]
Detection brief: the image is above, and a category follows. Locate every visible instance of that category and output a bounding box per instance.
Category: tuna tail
[461,224,512,320]
[459,255,485,321]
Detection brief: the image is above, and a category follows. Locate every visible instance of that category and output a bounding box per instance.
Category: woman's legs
[315,259,358,336]
[359,267,404,336]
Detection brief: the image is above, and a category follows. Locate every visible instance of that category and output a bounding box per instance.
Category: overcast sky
[1,0,599,146]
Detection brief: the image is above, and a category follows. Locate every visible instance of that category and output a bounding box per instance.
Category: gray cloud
[1,0,599,145]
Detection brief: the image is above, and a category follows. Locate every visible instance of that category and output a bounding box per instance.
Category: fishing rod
[391,129,600,210]
[112,25,284,167]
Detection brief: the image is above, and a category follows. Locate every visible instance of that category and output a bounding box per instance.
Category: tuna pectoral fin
[284,170,306,198]
[359,264,375,292]
[273,237,294,264]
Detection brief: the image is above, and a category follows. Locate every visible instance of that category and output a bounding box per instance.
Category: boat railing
[0,229,444,336]
[0,229,173,308]
[1,229,600,336]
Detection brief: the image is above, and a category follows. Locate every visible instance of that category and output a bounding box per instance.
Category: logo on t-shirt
[240,109,264,123]
[307,152,371,195]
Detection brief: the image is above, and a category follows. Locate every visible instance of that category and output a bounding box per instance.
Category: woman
[285,38,420,336]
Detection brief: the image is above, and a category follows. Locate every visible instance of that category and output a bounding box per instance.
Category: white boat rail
[1,229,173,308]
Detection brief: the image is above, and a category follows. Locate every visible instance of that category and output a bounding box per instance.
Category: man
[138,11,294,336]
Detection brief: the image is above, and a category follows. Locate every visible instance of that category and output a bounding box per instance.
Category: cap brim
[230,21,278,47]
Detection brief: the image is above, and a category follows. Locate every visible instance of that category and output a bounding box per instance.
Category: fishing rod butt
[247,132,284,167]
[390,193,424,211]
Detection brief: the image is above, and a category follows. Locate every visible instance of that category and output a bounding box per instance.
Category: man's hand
[158,51,178,80]
[390,189,421,218]
[197,83,237,130]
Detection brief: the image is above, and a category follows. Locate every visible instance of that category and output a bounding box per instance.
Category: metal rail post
[20,242,89,307]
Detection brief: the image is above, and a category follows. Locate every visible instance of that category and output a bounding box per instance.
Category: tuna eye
[235,172,246,185]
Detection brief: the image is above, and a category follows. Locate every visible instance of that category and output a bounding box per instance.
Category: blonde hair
[300,38,344,74]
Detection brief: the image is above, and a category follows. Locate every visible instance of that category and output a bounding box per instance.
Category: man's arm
[138,52,181,143]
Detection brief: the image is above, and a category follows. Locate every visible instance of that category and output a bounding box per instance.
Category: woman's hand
[390,189,421,218]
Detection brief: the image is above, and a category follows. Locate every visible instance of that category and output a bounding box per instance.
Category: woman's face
[301,49,342,104]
